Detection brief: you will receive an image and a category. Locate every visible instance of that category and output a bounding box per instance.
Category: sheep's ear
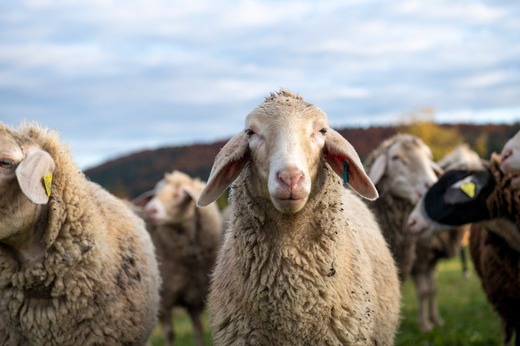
[132,190,155,207]
[183,185,200,201]
[431,161,444,177]
[367,154,387,185]
[16,148,56,204]
[324,129,379,200]
[197,133,250,207]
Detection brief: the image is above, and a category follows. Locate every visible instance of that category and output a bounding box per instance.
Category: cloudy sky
[1,0,519,169]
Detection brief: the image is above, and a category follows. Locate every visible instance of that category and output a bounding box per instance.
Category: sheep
[406,153,520,345]
[196,89,401,345]
[0,122,160,346]
[364,134,468,332]
[432,144,484,277]
[133,170,222,346]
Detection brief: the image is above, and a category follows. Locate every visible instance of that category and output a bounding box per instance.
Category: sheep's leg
[427,269,444,328]
[459,247,470,279]
[160,309,175,346]
[412,273,434,332]
[189,307,205,346]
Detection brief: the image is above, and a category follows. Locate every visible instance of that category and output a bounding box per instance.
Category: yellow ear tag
[43,173,53,197]
[460,182,475,198]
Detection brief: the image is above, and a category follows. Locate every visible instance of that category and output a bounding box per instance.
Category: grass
[149,256,503,345]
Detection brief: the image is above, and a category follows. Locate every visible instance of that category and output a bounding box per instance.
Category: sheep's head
[197,89,378,213]
[0,123,55,241]
[367,134,442,205]
[138,171,203,225]
[407,169,494,237]
[500,130,520,176]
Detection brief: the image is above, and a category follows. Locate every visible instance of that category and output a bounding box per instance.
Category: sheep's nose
[146,207,158,218]
[502,149,513,160]
[277,169,304,190]
[407,218,417,230]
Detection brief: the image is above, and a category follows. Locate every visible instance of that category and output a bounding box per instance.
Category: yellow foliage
[399,119,463,161]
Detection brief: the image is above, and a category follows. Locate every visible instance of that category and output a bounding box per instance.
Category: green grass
[150,257,503,345]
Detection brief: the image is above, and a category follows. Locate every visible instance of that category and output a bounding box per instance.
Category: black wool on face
[424,169,495,226]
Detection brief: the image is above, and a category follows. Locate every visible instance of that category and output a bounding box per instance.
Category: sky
[1,0,519,170]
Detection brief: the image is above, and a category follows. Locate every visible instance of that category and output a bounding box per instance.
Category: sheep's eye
[0,159,14,169]
[319,128,327,135]
[391,155,400,161]
[245,129,255,137]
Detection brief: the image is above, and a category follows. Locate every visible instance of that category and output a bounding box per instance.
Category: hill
[85,122,520,199]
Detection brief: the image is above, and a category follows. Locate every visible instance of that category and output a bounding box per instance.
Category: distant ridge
[85,123,520,199]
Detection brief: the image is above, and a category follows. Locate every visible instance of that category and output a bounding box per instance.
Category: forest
[85,121,520,199]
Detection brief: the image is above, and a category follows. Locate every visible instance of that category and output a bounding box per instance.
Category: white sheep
[0,122,160,346]
[364,135,468,332]
[197,89,401,345]
[133,170,222,346]
[406,153,520,345]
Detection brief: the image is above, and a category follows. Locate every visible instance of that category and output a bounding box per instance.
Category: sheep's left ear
[324,129,379,200]
[197,132,250,207]
[132,190,155,207]
[16,148,56,204]
[183,185,200,201]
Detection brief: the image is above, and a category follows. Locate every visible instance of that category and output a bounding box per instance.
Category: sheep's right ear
[16,148,56,205]
[367,153,387,185]
[197,133,250,207]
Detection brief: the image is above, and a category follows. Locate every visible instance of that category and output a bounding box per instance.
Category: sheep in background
[364,134,466,332]
[407,153,520,345]
[434,144,484,278]
[197,89,400,345]
[0,122,160,345]
[134,170,222,346]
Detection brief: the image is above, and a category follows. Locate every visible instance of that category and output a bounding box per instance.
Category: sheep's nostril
[278,170,304,190]
[407,219,417,229]
[146,207,158,218]
[502,149,513,160]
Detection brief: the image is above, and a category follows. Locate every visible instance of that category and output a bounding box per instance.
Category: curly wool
[208,164,400,346]
[487,153,520,226]
[0,124,160,346]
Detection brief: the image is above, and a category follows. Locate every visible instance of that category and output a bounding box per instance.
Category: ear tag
[460,181,475,198]
[342,161,349,184]
[43,173,53,197]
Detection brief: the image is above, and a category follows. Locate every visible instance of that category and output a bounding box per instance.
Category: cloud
[1,0,519,169]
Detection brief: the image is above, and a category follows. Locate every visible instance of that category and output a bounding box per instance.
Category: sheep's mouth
[272,196,308,213]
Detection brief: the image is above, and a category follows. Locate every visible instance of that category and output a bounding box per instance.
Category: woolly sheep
[414,144,483,277]
[133,170,222,346]
[0,122,160,345]
[197,89,401,345]
[364,134,465,332]
[406,154,520,345]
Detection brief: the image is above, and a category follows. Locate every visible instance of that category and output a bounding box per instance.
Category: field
[149,255,503,346]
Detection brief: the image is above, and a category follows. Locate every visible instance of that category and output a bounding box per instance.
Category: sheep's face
[0,127,55,242]
[500,130,520,175]
[369,136,441,205]
[144,172,198,225]
[245,105,327,213]
[406,199,445,238]
[197,90,379,212]
[407,169,494,237]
